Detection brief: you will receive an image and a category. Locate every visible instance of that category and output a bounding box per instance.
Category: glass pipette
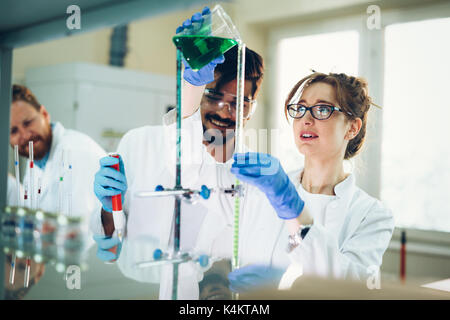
[14,145,21,206]
[36,177,42,210]
[29,141,34,209]
[58,150,65,214]
[9,253,16,285]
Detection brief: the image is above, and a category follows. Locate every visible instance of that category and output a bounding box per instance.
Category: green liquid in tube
[172,35,238,71]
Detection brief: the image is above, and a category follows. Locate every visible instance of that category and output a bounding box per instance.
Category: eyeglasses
[203,88,257,119]
[287,103,353,120]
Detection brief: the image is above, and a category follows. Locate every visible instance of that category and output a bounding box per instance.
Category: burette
[230,42,246,301]
[171,48,183,301]
[233,42,245,271]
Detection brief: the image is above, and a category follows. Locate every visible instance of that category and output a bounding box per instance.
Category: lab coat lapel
[324,174,356,245]
[44,123,64,212]
[48,122,64,162]
[240,187,285,266]
[163,114,204,184]
[260,211,285,266]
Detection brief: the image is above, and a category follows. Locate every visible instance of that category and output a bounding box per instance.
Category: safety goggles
[203,88,257,119]
[287,103,353,120]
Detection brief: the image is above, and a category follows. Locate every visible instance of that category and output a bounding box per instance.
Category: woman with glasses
[229,72,394,292]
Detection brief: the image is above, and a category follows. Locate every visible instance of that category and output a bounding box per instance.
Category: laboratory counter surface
[1,206,449,300]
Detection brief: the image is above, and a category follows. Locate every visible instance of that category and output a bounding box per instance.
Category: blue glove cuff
[268,178,305,220]
[102,205,112,213]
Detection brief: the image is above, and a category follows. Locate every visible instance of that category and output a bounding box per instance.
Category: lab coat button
[330,201,338,209]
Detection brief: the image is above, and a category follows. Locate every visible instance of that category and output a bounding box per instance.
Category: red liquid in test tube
[110,154,122,214]
[109,153,125,243]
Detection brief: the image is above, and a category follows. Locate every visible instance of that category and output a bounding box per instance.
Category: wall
[12,28,111,84]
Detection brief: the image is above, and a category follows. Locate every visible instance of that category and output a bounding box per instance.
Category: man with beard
[91,9,292,299]
[9,85,106,226]
[92,43,264,256]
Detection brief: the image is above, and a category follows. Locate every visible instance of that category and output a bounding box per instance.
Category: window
[275,30,359,172]
[382,17,450,232]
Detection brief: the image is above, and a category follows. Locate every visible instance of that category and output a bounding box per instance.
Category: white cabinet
[26,62,175,152]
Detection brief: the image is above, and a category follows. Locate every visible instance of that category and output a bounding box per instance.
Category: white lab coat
[276,169,395,286]
[89,110,291,299]
[7,173,22,206]
[23,122,106,234]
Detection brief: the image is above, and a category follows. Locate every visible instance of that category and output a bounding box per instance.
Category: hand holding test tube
[93,154,128,263]
[100,154,125,263]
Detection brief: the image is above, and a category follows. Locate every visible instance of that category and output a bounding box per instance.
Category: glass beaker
[172,5,241,71]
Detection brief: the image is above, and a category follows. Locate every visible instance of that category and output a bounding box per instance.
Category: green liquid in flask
[173,35,238,71]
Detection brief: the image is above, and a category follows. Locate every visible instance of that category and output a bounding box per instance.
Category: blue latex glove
[175,6,225,86]
[231,152,305,219]
[93,235,122,262]
[94,155,127,213]
[228,265,285,293]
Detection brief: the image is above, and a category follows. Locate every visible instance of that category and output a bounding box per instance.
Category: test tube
[9,253,16,285]
[24,257,31,288]
[67,164,72,217]
[14,145,21,207]
[29,141,34,210]
[58,150,65,214]
[109,153,125,241]
[24,184,29,208]
[36,177,42,210]
[65,151,72,217]
[400,230,406,283]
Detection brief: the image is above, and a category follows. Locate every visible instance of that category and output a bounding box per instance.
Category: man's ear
[346,118,362,140]
[40,105,51,123]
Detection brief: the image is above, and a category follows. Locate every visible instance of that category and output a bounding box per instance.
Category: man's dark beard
[203,114,235,146]
[18,127,52,160]
[203,125,235,146]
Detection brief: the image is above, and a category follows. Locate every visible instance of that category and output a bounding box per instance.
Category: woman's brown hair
[284,72,373,160]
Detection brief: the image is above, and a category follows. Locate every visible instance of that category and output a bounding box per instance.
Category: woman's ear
[346,118,362,140]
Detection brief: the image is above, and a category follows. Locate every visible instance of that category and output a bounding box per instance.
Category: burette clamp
[135,185,211,204]
[135,248,209,269]
[136,183,246,202]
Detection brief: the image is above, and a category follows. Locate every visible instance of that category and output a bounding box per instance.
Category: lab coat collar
[289,168,357,239]
[334,173,356,200]
[289,168,356,200]
[48,122,65,163]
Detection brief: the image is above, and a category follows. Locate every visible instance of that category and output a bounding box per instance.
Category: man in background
[9,84,106,228]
